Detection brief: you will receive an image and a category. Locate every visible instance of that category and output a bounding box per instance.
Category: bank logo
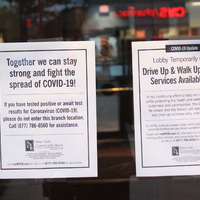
[172,146,179,156]
[25,140,34,151]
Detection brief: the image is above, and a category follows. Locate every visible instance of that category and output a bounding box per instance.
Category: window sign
[115,5,186,19]
[132,40,200,176]
[0,41,97,179]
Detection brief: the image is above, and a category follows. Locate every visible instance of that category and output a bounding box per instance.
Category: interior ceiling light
[191,2,200,6]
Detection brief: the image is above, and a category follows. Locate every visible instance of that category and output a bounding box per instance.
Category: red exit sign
[114,6,186,19]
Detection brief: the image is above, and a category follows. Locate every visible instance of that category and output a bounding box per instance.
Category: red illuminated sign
[114,6,186,19]
[99,5,109,13]
[26,18,32,28]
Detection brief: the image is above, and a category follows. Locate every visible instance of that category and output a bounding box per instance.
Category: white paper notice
[0,41,97,179]
[132,40,200,177]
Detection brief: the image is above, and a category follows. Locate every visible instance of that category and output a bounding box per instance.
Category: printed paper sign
[0,41,97,179]
[132,40,200,176]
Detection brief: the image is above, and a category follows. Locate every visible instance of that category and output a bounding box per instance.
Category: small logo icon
[25,140,34,151]
[172,146,179,156]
